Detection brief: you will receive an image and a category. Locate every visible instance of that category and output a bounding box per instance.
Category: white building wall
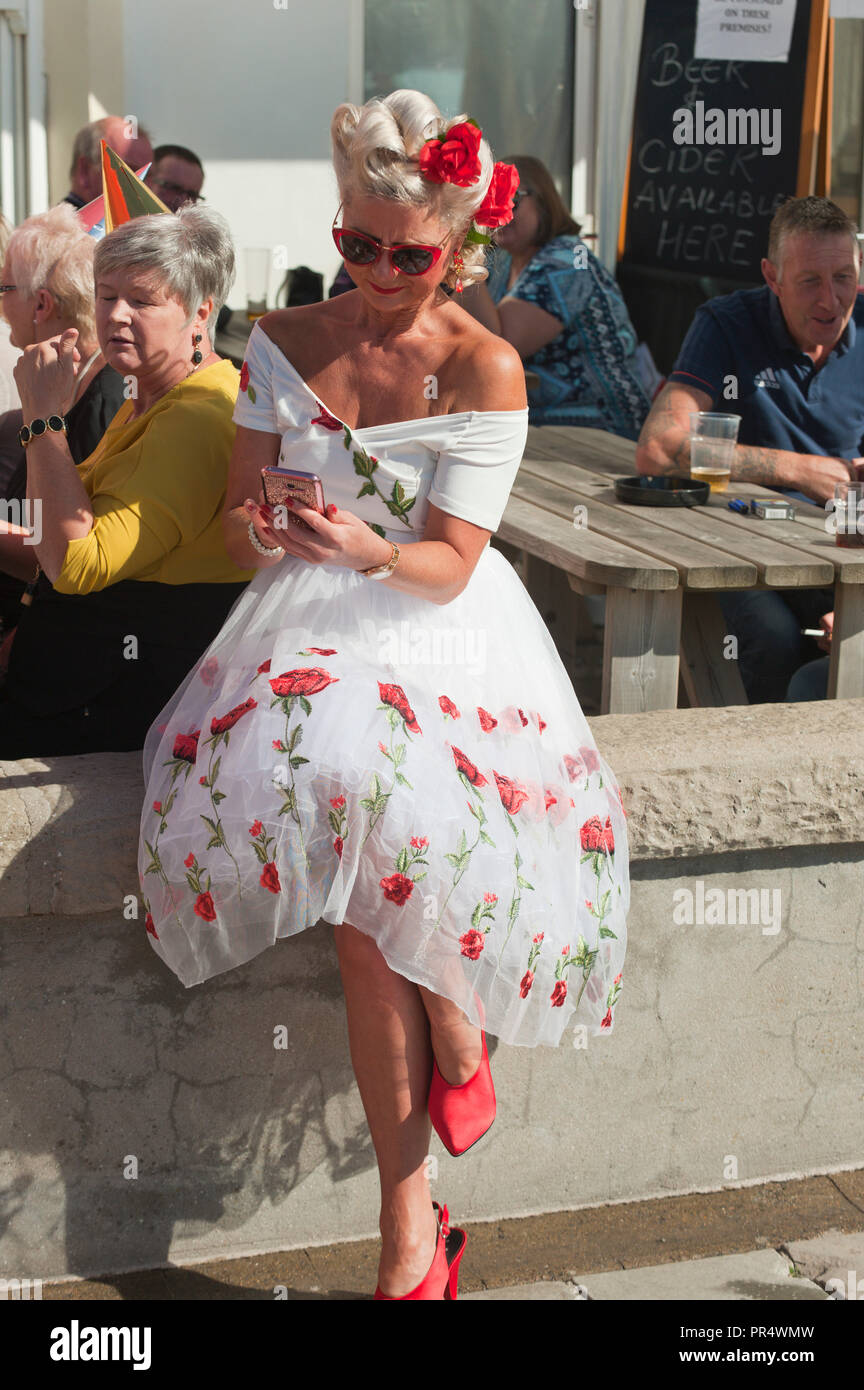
[122,0,362,306]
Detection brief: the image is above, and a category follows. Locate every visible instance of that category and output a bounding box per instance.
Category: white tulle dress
[137,322,629,1047]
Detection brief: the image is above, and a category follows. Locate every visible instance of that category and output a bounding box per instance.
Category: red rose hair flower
[474,162,520,227]
[418,120,482,186]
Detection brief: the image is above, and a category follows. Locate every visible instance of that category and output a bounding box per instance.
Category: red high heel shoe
[373,1201,467,1300]
[428,1029,496,1156]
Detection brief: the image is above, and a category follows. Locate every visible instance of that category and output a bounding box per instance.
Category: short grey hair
[93,205,235,345]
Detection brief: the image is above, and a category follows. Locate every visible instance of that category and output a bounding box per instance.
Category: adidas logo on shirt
[754,368,781,390]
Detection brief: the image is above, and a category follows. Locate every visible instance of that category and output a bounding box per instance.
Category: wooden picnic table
[497,426,864,713]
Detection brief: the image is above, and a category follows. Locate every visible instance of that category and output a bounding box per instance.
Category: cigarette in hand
[801,628,825,638]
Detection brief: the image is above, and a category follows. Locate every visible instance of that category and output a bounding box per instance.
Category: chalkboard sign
[619,0,825,281]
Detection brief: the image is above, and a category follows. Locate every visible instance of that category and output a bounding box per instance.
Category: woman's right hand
[243,493,285,556]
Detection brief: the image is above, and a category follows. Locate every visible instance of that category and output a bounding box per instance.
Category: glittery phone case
[261,467,326,530]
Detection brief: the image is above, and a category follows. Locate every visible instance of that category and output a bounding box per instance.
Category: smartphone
[261,467,326,531]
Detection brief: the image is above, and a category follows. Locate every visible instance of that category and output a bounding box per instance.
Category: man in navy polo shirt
[635,196,863,704]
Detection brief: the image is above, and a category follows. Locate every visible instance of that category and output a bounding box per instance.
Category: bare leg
[418,984,483,1085]
[334,921,439,1297]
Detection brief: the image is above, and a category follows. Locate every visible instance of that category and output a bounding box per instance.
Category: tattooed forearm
[731,445,784,485]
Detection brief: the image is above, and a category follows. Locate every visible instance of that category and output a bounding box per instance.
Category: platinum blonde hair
[331,89,496,289]
[6,202,99,343]
[93,205,235,346]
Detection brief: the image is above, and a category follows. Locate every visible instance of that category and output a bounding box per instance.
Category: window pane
[364,0,574,199]
[831,19,864,224]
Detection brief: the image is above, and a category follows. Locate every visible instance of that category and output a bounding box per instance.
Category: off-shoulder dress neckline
[251,321,529,435]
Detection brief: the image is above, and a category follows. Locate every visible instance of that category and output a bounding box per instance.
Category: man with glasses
[144,145,205,213]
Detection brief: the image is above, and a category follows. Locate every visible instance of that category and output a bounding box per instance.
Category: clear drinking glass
[245,247,270,322]
[688,413,740,493]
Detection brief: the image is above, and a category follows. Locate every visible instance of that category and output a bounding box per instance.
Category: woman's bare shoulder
[256,297,356,359]
[446,309,527,412]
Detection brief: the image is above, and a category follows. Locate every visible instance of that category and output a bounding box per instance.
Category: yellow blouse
[53,357,256,595]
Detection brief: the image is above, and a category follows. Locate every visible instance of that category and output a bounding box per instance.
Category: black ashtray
[613,475,710,507]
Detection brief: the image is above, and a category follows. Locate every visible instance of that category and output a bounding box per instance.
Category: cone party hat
[101,141,170,230]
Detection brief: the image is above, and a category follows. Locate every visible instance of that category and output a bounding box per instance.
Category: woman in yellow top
[0,206,255,756]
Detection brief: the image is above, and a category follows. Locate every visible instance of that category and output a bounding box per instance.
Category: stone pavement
[36,1168,864,1301]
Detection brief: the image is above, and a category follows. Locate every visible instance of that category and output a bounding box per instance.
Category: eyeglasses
[331,205,448,275]
[512,190,532,210]
[150,177,205,205]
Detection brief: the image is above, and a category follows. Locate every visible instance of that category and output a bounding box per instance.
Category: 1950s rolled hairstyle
[93,204,235,344]
[331,88,496,290]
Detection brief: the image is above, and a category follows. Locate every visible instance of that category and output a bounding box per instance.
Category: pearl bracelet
[247,518,284,557]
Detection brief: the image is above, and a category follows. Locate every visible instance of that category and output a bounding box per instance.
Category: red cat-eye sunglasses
[331,204,448,276]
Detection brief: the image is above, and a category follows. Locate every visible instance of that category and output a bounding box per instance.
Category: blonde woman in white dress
[138,90,630,1301]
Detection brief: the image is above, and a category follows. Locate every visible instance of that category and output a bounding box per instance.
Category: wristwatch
[18,415,67,448]
[360,541,400,579]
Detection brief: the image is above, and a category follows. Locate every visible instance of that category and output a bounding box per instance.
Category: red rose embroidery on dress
[144,912,158,940]
[330,795,346,810]
[194,892,217,922]
[269,668,339,697]
[199,656,219,686]
[477,707,497,731]
[380,872,414,906]
[311,403,343,431]
[260,862,281,894]
[302,647,338,656]
[600,1008,613,1028]
[334,837,344,859]
[257,659,271,674]
[210,697,257,735]
[438,695,460,719]
[378,682,421,734]
[451,745,487,788]
[550,980,567,1007]
[239,361,250,392]
[172,730,200,763]
[580,815,615,855]
[519,970,534,998]
[249,820,263,837]
[459,929,485,960]
[493,772,529,815]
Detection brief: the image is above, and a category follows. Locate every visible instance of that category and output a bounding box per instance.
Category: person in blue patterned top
[459,155,650,440]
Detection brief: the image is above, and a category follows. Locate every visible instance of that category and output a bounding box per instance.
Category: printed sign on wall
[694,0,797,62]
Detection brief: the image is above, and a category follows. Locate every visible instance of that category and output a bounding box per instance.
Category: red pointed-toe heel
[374,1201,467,1301]
[428,1029,496,1157]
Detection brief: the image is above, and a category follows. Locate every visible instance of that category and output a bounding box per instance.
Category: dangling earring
[191,332,203,366]
[453,251,464,295]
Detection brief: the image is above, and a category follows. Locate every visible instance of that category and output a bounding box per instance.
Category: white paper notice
[694,0,797,63]
[830,1,864,19]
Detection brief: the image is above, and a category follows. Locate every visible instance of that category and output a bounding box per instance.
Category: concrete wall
[1,700,863,1282]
